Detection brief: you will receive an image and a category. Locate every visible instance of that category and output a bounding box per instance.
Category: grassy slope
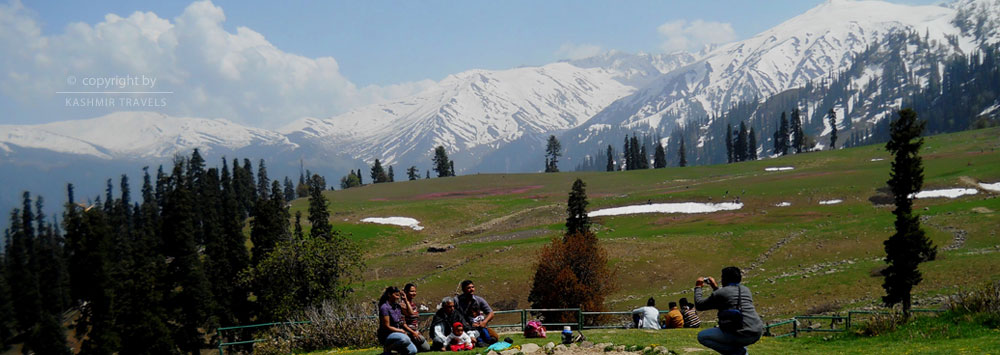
[290,127,1000,322]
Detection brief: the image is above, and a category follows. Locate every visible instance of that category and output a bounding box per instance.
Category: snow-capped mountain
[282,62,649,171]
[566,0,998,153]
[0,111,297,159]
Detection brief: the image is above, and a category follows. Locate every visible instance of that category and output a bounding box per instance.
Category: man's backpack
[717,285,744,333]
[524,320,547,338]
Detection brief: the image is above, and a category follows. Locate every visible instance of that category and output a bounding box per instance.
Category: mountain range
[3,0,1000,217]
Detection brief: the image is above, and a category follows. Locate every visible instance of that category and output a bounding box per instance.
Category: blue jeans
[697,327,758,355]
[382,332,417,355]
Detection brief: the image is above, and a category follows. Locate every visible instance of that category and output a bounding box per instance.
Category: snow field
[588,202,743,217]
[361,217,424,231]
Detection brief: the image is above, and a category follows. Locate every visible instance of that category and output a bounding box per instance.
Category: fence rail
[218,307,948,353]
[762,308,946,338]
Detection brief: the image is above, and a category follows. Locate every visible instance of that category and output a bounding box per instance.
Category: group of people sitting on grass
[377,267,763,355]
[378,280,499,355]
[631,297,702,329]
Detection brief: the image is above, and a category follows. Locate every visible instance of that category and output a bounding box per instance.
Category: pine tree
[425,170,430,179]
[257,159,270,200]
[638,145,649,169]
[0,253,15,349]
[736,121,748,162]
[357,169,364,185]
[791,108,804,153]
[630,135,642,170]
[882,109,936,318]
[748,127,758,160]
[308,174,332,238]
[653,142,666,169]
[565,179,591,236]
[406,166,419,181]
[623,137,632,170]
[370,159,389,183]
[606,145,615,172]
[545,135,562,173]
[433,146,452,177]
[725,124,734,163]
[829,108,838,150]
[776,112,790,156]
[678,138,687,167]
[388,166,395,182]
[449,161,456,177]
[161,159,216,352]
[7,193,40,334]
[284,177,296,202]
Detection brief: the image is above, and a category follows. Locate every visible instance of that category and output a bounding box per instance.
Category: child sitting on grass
[447,322,474,351]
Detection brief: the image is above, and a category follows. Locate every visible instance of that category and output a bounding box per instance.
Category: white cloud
[555,43,604,60]
[657,19,737,53]
[0,0,435,128]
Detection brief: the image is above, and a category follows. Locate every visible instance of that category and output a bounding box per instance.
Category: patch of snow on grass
[980,182,1000,193]
[588,202,742,217]
[870,158,884,162]
[361,217,424,230]
[765,167,794,171]
[775,202,791,207]
[908,188,978,199]
[819,199,843,205]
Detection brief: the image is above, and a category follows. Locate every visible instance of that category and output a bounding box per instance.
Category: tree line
[0,149,363,353]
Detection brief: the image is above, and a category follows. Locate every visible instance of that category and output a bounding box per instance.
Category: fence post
[217,328,224,355]
[578,309,584,330]
[846,312,851,330]
[521,309,526,330]
[792,319,798,338]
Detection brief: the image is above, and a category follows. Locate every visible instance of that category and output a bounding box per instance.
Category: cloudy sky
[0,0,939,128]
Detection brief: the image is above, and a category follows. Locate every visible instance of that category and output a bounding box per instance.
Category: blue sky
[22,0,940,86]
[1,0,941,126]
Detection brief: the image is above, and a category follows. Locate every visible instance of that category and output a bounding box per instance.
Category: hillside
[292,127,1000,322]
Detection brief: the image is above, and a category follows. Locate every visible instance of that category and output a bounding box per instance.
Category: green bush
[854,312,906,337]
[290,301,380,351]
[949,281,1000,327]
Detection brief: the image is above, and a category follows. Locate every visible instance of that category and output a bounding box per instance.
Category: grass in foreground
[301,312,1000,355]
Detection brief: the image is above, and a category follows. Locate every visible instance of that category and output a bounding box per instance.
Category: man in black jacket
[694,266,763,355]
[430,297,464,351]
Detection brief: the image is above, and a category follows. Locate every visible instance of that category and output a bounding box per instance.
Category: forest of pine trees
[0,149,363,353]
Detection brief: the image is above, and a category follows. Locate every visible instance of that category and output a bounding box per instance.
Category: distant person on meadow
[663,301,684,329]
[400,283,432,351]
[377,286,419,355]
[679,298,701,328]
[631,297,661,329]
[694,267,763,355]
[431,297,466,351]
[456,280,497,345]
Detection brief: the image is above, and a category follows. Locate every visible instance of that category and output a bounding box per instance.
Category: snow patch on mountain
[0,111,296,159]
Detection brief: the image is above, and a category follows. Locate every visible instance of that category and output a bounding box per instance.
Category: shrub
[854,312,906,337]
[290,301,380,351]
[948,281,1000,327]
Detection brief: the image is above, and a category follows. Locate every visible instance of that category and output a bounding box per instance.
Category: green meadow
[290,127,1000,323]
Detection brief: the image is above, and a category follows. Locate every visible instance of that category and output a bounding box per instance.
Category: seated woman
[430,297,468,351]
[400,283,431,352]
[377,286,419,355]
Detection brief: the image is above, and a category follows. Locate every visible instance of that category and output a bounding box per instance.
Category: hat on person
[562,326,572,334]
[453,322,464,329]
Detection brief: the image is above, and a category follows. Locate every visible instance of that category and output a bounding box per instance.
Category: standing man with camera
[694,267,763,355]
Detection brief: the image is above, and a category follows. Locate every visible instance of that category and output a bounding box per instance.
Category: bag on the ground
[718,286,744,333]
[524,320,547,338]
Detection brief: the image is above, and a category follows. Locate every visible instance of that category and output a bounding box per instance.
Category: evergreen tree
[791,108,804,153]
[725,124,734,163]
[565,179,591,236]
[340,172,361,189]
[623,137,632,170]
[406,166,419,181]
[735,121,748,162]
[882,108,936,318]
[388,166,395,182]
[748,127,758,161]
[356,169,363,185]
[653,142,666,169]
[257,159,270,200]
[432,146,452,177]
[545,135,562,173]
[284,177,296,202]
[0,253,15,349]
[308,174,332,237]
[638,145,649,169]
[678,138,687,167]
[294,211,304,240]
[630,135,642,170]
[449,161,455,177]
[606,145,614,172]
[64,193,120,353]
[426,170,430,179]
[7,193,40,334]
[370,159,388,183]
[776,112,790,156]
[828,108,838,150]
[161,159,216,352]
